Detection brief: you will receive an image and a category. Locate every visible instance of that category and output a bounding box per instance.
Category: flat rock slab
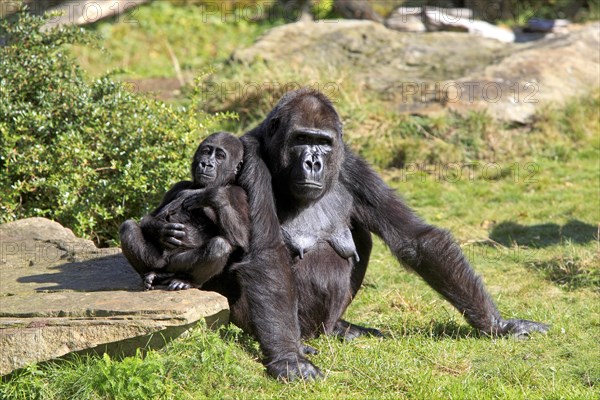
[0,218,229,376]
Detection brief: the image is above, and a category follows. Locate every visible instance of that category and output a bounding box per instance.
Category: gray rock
[333,0,383,24]
[385,7,425,33]
[230,20,598,123]
[422,7,515,42]
[379,7,513,41]
[230,20,511,116]
[0,218,229,376]
[42,0,149,30]
[1,1,149,30]
[525,18,570,33]
[446,22,600,123]
[232,20,510,88]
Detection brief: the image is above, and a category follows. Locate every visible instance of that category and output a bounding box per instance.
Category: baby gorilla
[120,132,249,290]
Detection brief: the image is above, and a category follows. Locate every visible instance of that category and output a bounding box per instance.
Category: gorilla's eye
[295,134,309,144]
[200,147,211,155]
[216,150,226,161]
[318,138,331,146]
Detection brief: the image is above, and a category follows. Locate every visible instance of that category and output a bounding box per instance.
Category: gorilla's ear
[267,117,280,137]
[235,161,243,176]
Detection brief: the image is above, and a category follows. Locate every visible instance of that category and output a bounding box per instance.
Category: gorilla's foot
[166,278,195,291]
[207,236,234,261]
[266,356,323,381]
[301,344,319,355]
[333,319,385,341]
[492,319,549,339]
[142,271,175,290]
[143,272,157,290]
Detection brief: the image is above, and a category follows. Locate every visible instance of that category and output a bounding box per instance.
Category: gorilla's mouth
[296,181,323,189]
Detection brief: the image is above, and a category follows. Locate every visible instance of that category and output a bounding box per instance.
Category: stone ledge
[0,218,229,376]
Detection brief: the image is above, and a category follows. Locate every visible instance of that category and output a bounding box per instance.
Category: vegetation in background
[204,55,599,169]
[492,0,599,22]
[70,1,283,79]
[0,9,234,246]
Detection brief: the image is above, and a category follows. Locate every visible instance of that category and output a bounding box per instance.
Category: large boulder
[44,0,148,29]
[231,20,599,122]
[0,1,149,29]
[0,218,229,376]
[232,20,510,90]
[446,22,600,122]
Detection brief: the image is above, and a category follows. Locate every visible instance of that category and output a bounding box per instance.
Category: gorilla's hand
[301,344,319,355]
[494,319,549,339]
[333,320,385,341]
[160,222,186,249]
[266,356,323,381]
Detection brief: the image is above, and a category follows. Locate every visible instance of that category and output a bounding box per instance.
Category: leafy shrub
[0,9,234,246]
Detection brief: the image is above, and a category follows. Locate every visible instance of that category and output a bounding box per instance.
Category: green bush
[0,9,234,246]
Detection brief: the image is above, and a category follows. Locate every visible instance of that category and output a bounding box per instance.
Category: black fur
[120,132,249,290]
[162,89,549,380]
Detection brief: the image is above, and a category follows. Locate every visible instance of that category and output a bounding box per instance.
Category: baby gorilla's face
[191,132,243,188]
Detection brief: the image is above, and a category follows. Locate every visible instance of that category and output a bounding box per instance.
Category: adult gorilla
[161,88,548,380]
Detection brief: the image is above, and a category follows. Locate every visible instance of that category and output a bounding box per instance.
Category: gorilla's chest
[280,187,357,261]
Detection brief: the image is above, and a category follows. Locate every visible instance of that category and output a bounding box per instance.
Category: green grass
[2,114,598,398]
[1,2,599,398]
[70,1,283,79]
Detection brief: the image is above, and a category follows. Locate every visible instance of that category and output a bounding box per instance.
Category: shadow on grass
[398,321,477,340]
[490,220,599,248]
[489,220,599,290]
[219,327,262,359]
[490,220,598,248]
[529,255,600,291]
[218,320,479,361]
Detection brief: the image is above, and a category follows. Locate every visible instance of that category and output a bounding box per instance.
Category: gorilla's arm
[120,181,192,275]
[151,181,193,216]
[142,181,193,248]
[235,133,322,380]
[215,186,250,251]
[182,185,250,251]
[342,150,548,337]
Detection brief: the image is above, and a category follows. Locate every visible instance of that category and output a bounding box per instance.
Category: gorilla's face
[266,91,344,204]
[191,132,243,189]
[285,128,337,201]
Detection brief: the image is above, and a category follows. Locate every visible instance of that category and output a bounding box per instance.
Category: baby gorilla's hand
[160,223,186,249]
